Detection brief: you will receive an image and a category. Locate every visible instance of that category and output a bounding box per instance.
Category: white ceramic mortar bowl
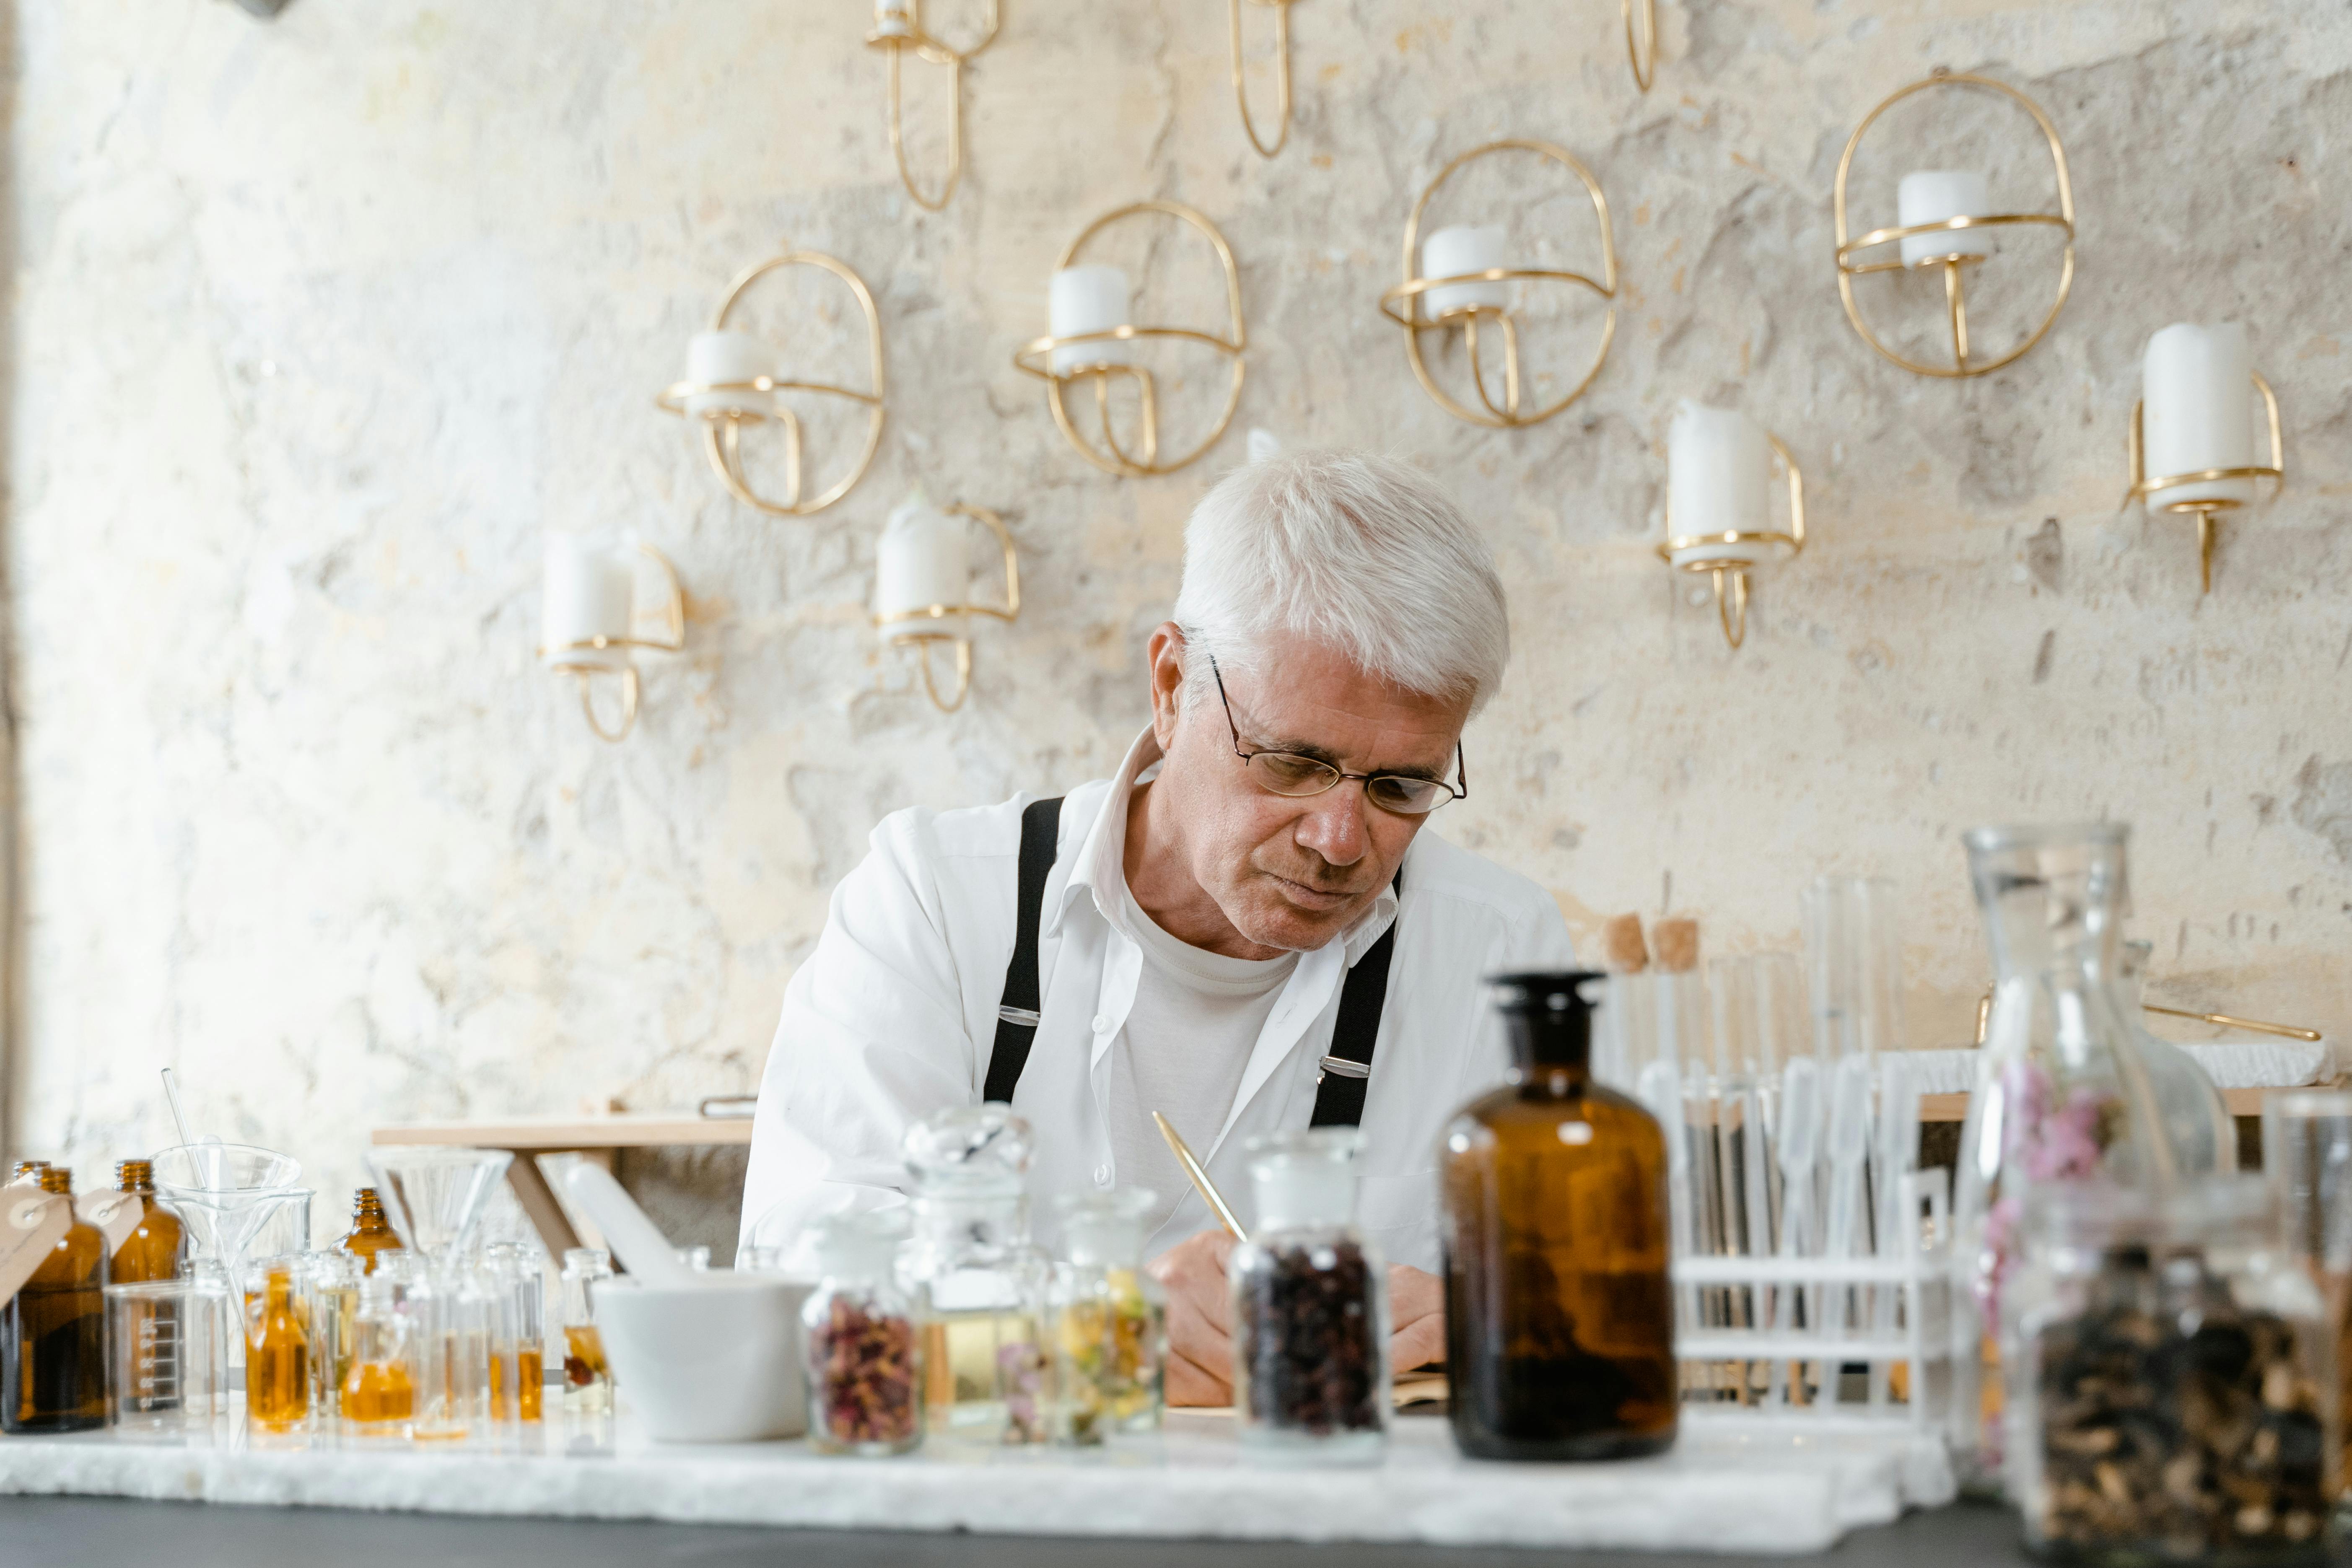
[594,1272,813,1442]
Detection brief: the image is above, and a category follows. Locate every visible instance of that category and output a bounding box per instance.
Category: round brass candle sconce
[1012,202,1247,479]
[1378,140,1618,430]
[1832,70,2075,378]
[875,505,1020,713]
[1657,436,1805,651]
[866,0,1000,211]
[2124,374,2284,595]
[539,546,687,744]
[1230,0,1300,158]
[655,247,886,518]
[1625,0,1656,91]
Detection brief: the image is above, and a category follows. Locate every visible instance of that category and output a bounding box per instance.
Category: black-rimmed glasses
[1209,656,1468,816]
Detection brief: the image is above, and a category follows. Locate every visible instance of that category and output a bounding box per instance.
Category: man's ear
[1145,622,1188,751]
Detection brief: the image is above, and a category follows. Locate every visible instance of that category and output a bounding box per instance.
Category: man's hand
[1146,1228,1236,1406]
[1149,1233,1451,1405]
[1388,1262,1447,1371]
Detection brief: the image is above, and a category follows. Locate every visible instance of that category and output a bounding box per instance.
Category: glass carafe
[902,1105,1053,1446]
[1049,1189,1167,1444]
[1951,823,2183,1493]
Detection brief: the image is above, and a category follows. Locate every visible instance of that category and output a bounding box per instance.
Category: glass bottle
[2003,1178,2333,1562]
[1048,1189,1166,1444]
[340,1275,416,1438]
[902,1105,1053,1446]
[1951,823,2184,1494]
[337,1187,405,1276]
[3,1167,107,1433]
[1443,971,1679,1460]
[401,1260,486,1442]
[243,1255,313,1434]
[1229,1130,1389,1462]
[105,1159,185,1283]
[480,1242,547,1425]
[303,1250,360,1423]
[2116,938,2238,1177]
[557,1247,614,1417]
[802,1209,922,1456]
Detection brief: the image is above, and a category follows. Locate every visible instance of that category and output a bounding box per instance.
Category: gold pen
[2140,1003,2323,1044]
[1152,1111,1250,1244]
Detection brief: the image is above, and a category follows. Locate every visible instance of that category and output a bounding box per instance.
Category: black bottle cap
[1489,970,1607,1069]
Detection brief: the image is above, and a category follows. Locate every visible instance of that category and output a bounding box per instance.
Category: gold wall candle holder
[1657,433,1805,651]
[874,503,1019,713]
[2125,373,2284,594]
[866,0,999,210]
[539,546,687,744]
[1012,202,1247,479]
[1230,0,1300,158]
[1625,0,1656,91]
[655,246,886,518]
[1832,69,2075,378]
[1377,140,1618,429]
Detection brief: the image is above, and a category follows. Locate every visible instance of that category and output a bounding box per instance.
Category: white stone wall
[7,0,2348,1229]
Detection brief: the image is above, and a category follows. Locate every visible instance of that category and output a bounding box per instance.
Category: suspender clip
[1316,1055,1371,1081]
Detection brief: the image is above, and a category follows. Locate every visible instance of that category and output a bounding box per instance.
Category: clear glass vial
[1049,1188,1166,1444]
[803,1209,923,1456]
[557,1247,615,1418]
[903,1105,1053,1446]
[1230,1130,1389,1462]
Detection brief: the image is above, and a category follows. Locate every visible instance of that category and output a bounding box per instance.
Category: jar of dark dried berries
[1230,1130,1388,1463]
[2005,1178,2336,1565]
[802,1209,922,1457]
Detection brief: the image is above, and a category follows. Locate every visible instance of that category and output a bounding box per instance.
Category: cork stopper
[37,1166,71,1195]
[1599,913,1650,973]
[115,1159,154,1193]
[1652,917,1701,974]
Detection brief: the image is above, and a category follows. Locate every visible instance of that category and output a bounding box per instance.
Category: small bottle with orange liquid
[243,1257,312,1435]
[340,1275,415,1438]
[557,1248,613,1418]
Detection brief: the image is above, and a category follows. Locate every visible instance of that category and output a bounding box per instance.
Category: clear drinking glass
[105,1278,231,1442]
[1950,823,2184,1494]
[2263,1088,2352,1506]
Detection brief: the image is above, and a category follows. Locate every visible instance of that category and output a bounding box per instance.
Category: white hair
[1171,450,1509,714]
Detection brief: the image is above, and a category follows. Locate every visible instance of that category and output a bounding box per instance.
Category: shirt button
[1093,1165,1111,1186]
[1091,1014,1110,1034]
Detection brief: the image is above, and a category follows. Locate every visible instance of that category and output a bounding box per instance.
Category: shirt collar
[1053,725,1403,964]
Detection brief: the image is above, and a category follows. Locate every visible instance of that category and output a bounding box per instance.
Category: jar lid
[903,1104,1035,1194]
[1053,1187,1156,1265]
[810,1207,910,1276]
[2028,1174,2273,1247]
[1245,1129,1361,1231]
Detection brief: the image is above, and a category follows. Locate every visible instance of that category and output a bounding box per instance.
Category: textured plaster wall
[5,0,2349,1236]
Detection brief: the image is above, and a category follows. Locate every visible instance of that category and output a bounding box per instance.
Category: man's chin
[1233,889,1366,954]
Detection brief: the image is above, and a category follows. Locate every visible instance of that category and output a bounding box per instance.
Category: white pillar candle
[1048,265,1135,376]
[875,494,971,643]
[1667,402,1771,566]
[1420,224,1511,320]
[2142,322,2256,511]
[872,0,915,36]
[543,536,634,671]
[685,329,776,419]
[1896,171,1995,268]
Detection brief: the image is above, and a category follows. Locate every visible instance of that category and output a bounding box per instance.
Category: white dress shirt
[739,727,1576,1271]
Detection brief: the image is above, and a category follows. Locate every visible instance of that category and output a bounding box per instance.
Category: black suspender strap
[1309,871,1403,1128]
[983,796,1063,1105]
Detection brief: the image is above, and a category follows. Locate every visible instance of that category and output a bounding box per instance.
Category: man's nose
[1293,782,1370,867]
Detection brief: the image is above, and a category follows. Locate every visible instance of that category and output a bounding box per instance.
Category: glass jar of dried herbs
[1229,1130,1388,1462]
[802,1209,922,1456]
[2005,1178,2336,1564]
[1049,1188,1166,1444]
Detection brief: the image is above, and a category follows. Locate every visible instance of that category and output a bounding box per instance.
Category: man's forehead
[1223,659,1466,770]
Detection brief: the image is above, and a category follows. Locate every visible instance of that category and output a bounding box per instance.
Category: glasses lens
[1365,776,1448,814]
[1248,752,1342,796]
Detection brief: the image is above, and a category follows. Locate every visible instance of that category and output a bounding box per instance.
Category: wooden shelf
[371,1114,753,1150]
[1919,1087,2276,1122]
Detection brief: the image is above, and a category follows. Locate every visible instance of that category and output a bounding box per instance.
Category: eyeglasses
[1209,657,1468,816]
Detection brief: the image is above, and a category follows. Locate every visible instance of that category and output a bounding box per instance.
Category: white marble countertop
[0,1409,1953,1555]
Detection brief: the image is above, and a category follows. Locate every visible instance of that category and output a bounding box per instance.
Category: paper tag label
[0,1188,73,1309]
[77,1190,145,1255]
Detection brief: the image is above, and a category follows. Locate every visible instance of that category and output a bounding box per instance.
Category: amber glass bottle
[107,1159,186,1283]
[337,1187,405,1276]
[244,1260,311,1433]
[1442,972,1678,1461]
[3,1167,108,1433]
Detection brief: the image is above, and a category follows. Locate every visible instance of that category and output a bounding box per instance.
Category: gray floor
[0,1495,2036,1568]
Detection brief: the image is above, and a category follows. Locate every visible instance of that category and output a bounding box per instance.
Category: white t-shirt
[1107,867,1299,1240]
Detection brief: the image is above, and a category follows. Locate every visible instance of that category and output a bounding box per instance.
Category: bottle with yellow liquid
[3,1167,107,1433]
[903,1106,1053,1446]
[481,1243,546,1425]
[340,1275,415,1438]
[336,1187,405,1277]
[243,1257,312,1434]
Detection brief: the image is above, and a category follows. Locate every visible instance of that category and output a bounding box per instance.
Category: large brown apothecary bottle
[106,1159,186,1284]
[3,1167,108,1433]
[1441,971,1677,1461]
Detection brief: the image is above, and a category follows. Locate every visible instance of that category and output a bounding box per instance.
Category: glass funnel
[366,1146,513,1441]
[150,1143,305,1288]
[1950,823,2181,1496]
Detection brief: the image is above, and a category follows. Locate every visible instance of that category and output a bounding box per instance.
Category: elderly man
[742,450,1573,1404]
